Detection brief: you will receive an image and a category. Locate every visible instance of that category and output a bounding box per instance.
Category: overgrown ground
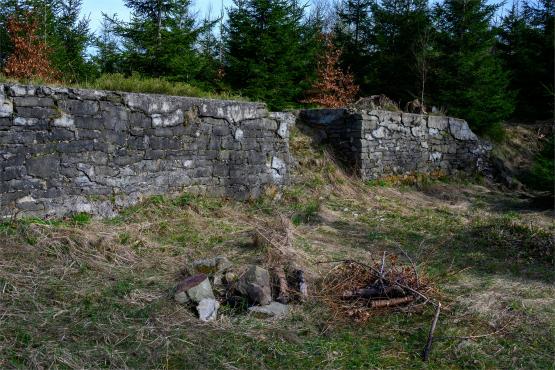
[1,128,553,369]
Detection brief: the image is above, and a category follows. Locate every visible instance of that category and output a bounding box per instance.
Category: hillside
[0,126,553,369]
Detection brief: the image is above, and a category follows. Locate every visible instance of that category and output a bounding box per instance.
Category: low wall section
[299,109,491,180]
[0,84,292,218]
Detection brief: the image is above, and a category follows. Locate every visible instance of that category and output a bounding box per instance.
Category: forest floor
[0,125,553,369]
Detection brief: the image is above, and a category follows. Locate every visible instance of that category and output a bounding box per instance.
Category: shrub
[522,135,554,193]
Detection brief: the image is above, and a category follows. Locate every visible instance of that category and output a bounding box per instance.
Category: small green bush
[70,212,92,225]
[522,136,554,193]
[291,200,320,225]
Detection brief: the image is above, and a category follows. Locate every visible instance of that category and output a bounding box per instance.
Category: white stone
[152,109,184,127]
[270,112,295,138]
[52,112,74,127]
[234,128,244,140]
[197,298,219,322]
[14,117,38,126]
[16,195,36,204]
[371,126,387,139]
[430,152,442,162]
[270,157,286,182]
[248,301,289,318]
[0,92,13,118]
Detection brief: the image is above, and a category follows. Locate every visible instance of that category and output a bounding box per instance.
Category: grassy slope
[0,73,247,102]
[0,129,553,369]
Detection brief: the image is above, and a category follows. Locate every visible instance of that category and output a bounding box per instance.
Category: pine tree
[224,0,319,110]
[433,0,514,136]
[105,0,204,81]
[50,0,93,82]
[333,0,373,92]
[195,15,225,91]
[497,0,554,119]
[369,0,431,103]
[92,17,123,74]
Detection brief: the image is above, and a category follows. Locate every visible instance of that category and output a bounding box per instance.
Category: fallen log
[370,296,414,308]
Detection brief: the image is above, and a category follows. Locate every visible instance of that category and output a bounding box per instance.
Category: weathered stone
[14,97,54,108]
[237,265,272,305]
[14,117,38,126]
[27,155,60,178]
[59,99,99,116]
[52,112,75,127]
[248,301,289,318]
[0,92,13,118]
[270,112,295,139]
[196,298,219,322]
[449,118,478,141]
[192,256,232,275]
[427,115,449,130]
[174,274,215,304]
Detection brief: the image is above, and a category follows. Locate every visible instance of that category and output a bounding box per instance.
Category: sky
[81,0,508,34]
[82,0,234,32]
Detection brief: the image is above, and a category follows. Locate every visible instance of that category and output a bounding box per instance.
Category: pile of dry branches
[319,251,444,361]
[319,251,434,322]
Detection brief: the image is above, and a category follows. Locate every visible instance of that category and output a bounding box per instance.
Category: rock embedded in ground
[174,274,215,304]
[248,302,289,319]
[237,265,272,305]
[224,271,238,284]
[192,256,232,275]
[197,298,220,322]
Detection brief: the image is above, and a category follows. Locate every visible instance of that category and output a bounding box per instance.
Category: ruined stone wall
[299,108,491,179]
[0,84,292,218]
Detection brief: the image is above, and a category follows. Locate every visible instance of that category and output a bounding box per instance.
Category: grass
[0,73,247,101]
[0,128,553,369]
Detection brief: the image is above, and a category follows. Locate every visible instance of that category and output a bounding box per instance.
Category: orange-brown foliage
[303,36,359,108]
[3,12,59,81]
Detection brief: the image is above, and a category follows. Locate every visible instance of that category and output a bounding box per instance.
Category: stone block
[27,155,60,179]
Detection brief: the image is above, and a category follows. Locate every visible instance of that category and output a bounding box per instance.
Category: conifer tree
[105,0,204,81]
[92,17,122,74]
[224,0,319,110]
[50,0,92,82]
[497,0,554,119]
[369,0,431,103]
[433,0,514,136]
[333,0,373,92]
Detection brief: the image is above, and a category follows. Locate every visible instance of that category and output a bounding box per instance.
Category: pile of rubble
[174,256,307,322]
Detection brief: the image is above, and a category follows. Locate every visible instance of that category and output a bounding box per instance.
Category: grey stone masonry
[299,108,491,180]
[0,84,292,218]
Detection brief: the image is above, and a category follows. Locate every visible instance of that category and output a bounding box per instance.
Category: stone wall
[299,108,491,179]
[0,84,292,218]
